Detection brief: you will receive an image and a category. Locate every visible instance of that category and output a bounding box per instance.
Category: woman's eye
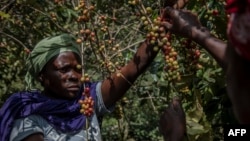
[58,67,69,73]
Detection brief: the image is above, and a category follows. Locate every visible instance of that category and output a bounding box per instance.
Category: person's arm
[191,26,228,69]
[162,7,228,69]
[100,1,191,109]
[173,0,189,9]
[22,133,44,141]
[101,40,158,108]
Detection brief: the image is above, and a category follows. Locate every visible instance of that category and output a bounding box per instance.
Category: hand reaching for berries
[159,97,186,141]
[163,0,189,9]
[173,0,189,9]
[161,7,227,69]
[161,7,205,39]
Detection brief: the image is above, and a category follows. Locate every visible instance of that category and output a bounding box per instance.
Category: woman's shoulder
[14,114,49,126]
[10,90,42,97]
[10,115,51,141]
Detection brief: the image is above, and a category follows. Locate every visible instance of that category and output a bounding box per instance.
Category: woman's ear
[38,74,45,87]
[38,74,44,83]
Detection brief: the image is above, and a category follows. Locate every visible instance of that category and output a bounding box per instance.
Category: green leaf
[187,120,206,135]
[203,69,216,83]
[0,12,10,19]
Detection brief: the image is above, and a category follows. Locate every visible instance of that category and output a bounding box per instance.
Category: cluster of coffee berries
[50,12,57,21]
[113,97,128,119]
[80,73,90,83]
[108,61,118,73]
[76,1,95,23]
[142,14,181,82]
[162,35,181,82]
[204,9,220,20]
[78,28,96,42]
[97,16,109,32]
[113,104,123,119]
[179,86,190,95]
[79,73,94,117]
[98,15,107,25]
[181,39,202,71]
[145,17,169,51]
[74,2,96,44]
[79,95,94,117]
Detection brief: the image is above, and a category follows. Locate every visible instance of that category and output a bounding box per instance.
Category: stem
[28,6,69,33]
[0,31,28,50]
[81,36,85,77]
[146,91,158,114]
[117,119,124,141]
[110,39,144,59]
[138,1,154,28]
[0,0,15,11]
[86,118,89,141]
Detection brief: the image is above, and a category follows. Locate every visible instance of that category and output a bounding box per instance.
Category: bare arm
[22,133,44,141]
[162,7,228,69]
[191,26,228,69]
[101,40,158,107]
[163,0,189,9]
[100,0,190,109]
[173,0,189,9]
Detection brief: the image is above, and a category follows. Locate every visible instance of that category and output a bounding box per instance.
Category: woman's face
[41,51,82,100]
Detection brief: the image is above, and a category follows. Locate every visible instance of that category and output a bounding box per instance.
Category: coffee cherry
[76,38,82,44]
[76,64,82,70]
[24,48,31,54]
[212,9,219,16]
[84,87,90,93]
[146,7,152,14]
[80,76,85,83]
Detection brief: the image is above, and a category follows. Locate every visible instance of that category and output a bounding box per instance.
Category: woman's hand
[163,0,189,9]
[161,7,203,39]
[159,97,186,141]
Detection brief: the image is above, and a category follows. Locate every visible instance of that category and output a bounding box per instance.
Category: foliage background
[0,0,238,140]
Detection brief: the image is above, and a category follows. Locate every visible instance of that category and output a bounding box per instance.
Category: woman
[0,32,160,141]
[0,1,192,140]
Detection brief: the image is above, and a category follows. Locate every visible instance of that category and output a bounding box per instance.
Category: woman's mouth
[67,85,80,91]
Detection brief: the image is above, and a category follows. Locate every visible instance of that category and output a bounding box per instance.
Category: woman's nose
[69,69,81,81]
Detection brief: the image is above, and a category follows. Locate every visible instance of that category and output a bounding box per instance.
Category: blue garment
[0,82,108,141]
[10,114,102,141]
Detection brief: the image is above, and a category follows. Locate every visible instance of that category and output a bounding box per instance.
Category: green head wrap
[25,33,81,90]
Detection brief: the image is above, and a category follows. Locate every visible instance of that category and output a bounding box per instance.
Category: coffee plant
[0,0,237,140]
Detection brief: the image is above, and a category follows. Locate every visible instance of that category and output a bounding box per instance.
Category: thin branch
[0,0,16,11]
[110,39,144,59]
[0,31,28,50]
[28,6,70,33]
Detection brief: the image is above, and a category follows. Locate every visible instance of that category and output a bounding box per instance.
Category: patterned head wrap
[25,33,81,89]
[226,0,250,61]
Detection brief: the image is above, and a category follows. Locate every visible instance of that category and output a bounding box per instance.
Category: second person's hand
[161,7,204,39]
